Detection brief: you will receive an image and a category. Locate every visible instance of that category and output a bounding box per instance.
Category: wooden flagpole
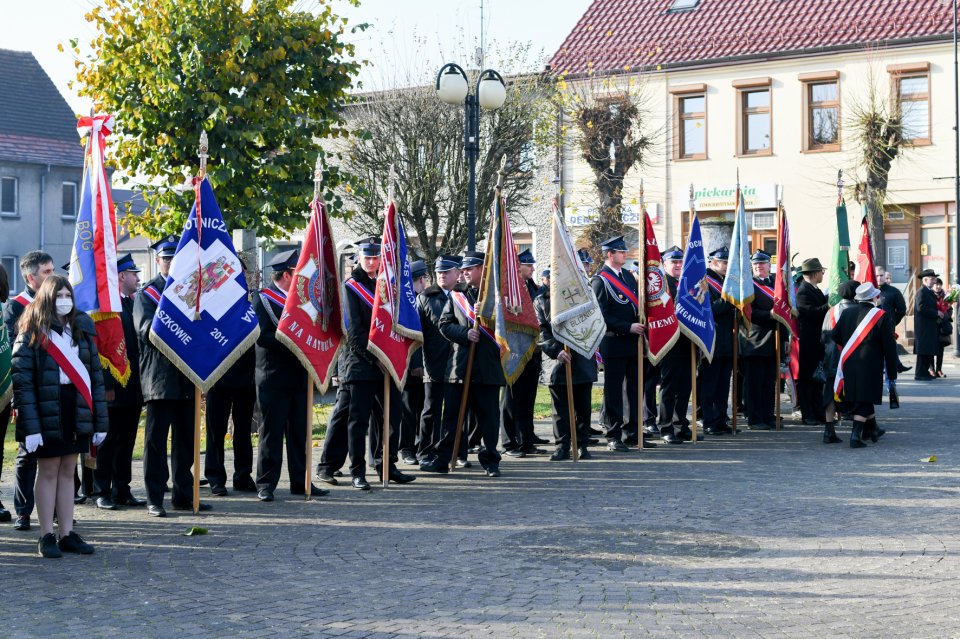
[449,343,475,473]
[565,346,579,461]
[637,180,646,451]
[774,330,781,431]
[305,155,324,500]
[731,315,739,436]
[192,131,209,514]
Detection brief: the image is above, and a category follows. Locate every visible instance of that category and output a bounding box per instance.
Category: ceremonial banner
[68,114,129,385]
[674,213,715,361]
[477,196,540,384]
[149,178,260,391]
[772,203,799,335]
[367,201,423,388]
[277,197,344,393]
[828,201,851,306]
[721,187,754,325]
[640,210,680,364]
[0,303,11,410]
[853,209,878,287]
[549,203,604,359]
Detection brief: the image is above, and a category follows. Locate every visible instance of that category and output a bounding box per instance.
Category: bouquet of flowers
[945,285,960,304]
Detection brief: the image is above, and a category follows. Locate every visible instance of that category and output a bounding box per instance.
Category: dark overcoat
[831,302,898,405]
[913,286,940,356]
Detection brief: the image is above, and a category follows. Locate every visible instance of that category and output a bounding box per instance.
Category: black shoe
[147,505,166,517]
[455,458,472,469]
[115,495,148,507]
[333,470,343,477]
[14,515,30,531]
[484,466,501,477]
[503,449,526,458]
[661,428,683,444]
[822,423,842,444]
[577,447,592,460]
[643,424,660,437]
[400,452,419,465]
[38,533,61,558]
[578,437,599,446]
[677,427,703,442]
[352,477,371,491]
[419,460,449,473]
[291,485,330,497]
[258,489,274,502]
[172,502,213,512]
[210,485,228,497]
[587,426,603,436]
[550,448,570,461]
[0,502,11,523]
[748,423,773,430]
[74,494,87,505]
[531,435,550,445]
[232,477,258,493]
[897,363,912,373]
[467,445,483,454]
[316,471,338,486]
[388,469,416,484]
[704,426,726,436]
[624,437,639,446]
[58,531,94,555]
[607,440,629,452]
[850,422,867,448]
[521,447,546,455]
[640,439,658,449]
[96,497,117,510]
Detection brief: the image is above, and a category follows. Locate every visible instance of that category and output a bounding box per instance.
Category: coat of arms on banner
[294,256,338,329]
[164,239,247,321]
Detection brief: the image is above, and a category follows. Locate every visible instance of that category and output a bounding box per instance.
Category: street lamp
[436,62,507,250]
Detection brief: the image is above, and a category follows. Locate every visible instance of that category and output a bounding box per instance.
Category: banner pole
[637,180,646,451]
[775,329,781,431]
[690,343,698,444]
[193,385,202,514]
[382,376,391,488]
[565,345,579,461]
[449,342,477,473]
[305,379,314,500]
[731,315,739,436]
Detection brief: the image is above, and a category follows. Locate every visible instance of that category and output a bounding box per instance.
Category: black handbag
[811,362,828,384]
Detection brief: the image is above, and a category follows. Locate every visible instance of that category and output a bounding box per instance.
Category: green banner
[828,203,851,305]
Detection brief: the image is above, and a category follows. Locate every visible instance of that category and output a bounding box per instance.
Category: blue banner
[721,186,755,324]
[69,164,100,312]
[674,214,716,361]
[149,178,260,392]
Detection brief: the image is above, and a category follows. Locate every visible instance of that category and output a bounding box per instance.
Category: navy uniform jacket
[662,274,692,360]
[132,274,194,402]
[439,283,505,386]
[590,264,639,361]
[796,280,829,377]
[738,278,780,358]
[338,265,381,384]
[706,269,735,357]
[3,286,35,343]
[253,282,306,391]
[416,284,453,383]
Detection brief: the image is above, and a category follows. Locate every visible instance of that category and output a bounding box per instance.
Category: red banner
[853,215,878,287]
[640,211,679,365]
[276,199,344,393]
[772,204,799,335]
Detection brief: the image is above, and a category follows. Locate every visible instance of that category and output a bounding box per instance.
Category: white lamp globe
[477,75,507,110]
[437,67,468,105]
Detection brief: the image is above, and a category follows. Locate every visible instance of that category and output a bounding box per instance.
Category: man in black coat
[93,254,147,510]
[204,348,256,496]
[590,235,646,452]
[913,268,941,380]
[398,260,428,465]
[739,250,782,430]
[5,251,54,530]
[500,249,546,457]
[133,236,211,517]
[875,265,910,374]
[418,256,462,473]
[436,250,505,476]
[832,282,899,446]
[699,247,734,435]
[795,258,829,424]
[657,246,694,444]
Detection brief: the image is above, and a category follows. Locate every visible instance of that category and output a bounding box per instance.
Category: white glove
[25,434,43,453]
[92,432,107,447]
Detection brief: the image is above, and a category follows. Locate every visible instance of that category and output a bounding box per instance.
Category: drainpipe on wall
[39,164,51,251]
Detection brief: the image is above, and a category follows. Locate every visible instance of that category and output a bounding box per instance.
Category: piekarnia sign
[149,178,260,392]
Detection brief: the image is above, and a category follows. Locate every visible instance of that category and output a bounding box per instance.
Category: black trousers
[643,362,660,427]
[549,383,592,449]
[742,355,776,427]
[437,383,501,469]
[419,381,449,460]
[699,356,733,429]
[255,385,308,492]
[601,355,639,443]
[204,386,255,488]
[0,404,9,482]
[796,379,825,423]
[317,386,351,475]
[367,382,401,472]
[93,403,143,500]
[500,360,540,451]
[399,376,424,456]
[466,409,481,448]
[318,380,397,479]
[658,351,692,428]
[143,398,195,507]
[916,354,935,377]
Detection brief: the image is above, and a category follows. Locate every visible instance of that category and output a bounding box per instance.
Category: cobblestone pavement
[2,355,959,638]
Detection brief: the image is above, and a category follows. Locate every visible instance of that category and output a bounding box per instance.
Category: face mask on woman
[55,298,74,316]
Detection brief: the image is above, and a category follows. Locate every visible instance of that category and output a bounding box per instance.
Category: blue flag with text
[674,213,715,361]
[149,178,260,391]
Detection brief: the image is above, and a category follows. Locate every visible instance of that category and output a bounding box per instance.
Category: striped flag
[721,186,755,324]
[367,201,423,388]
[772,203,799,335]
[674,213,715,360]
[68,114,129,384]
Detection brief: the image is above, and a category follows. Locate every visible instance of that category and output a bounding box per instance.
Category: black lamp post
[436,63,507,251]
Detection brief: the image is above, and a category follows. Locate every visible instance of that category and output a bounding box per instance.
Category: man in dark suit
[657,246,692,444]
[739,250,782,430]
[590,235,646,452]
[93,253,147,510]
[699,247,734,435]
[913,268,940,380]
[252,249,330,501]
[875,265,910,374]
[795,258,829,424]
[398,260,428,465]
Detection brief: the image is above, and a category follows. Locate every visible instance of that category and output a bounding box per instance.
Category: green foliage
[72,0,365,240]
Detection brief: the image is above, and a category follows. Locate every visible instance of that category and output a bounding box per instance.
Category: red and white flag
[639,210,679,364]
[772,203,799,335]
[853,211,878,287]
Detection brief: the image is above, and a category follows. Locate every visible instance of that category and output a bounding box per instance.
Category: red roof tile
[550,0,954,76]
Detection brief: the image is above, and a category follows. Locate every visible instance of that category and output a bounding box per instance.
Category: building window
[668,0,699,12]
[677,93,706,159]
[805,80,840,151]
[62,182,78,219]
[896,73,931,143]
[739,87,772,155]
[1,177,17,216]
[1,256,18,294]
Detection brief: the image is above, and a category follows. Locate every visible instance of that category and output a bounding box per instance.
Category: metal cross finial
[313,154,323,200]
[837,169,843,198]
[198,131,209,178]
[496,155,508,189]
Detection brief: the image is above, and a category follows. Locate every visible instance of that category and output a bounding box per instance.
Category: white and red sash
[450,290,499,350]
[344,278,375,309]
[12,291,34,308]
[42,328,94,412]
[142,285,162,305]
[825,304,843,331]
[833,307,885,401]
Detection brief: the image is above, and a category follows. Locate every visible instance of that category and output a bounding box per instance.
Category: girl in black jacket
[13,276,108,558]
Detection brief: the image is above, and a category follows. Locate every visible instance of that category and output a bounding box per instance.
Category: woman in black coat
[13,276,108,558]
[913,270,940,380]
[831,282,899,448]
